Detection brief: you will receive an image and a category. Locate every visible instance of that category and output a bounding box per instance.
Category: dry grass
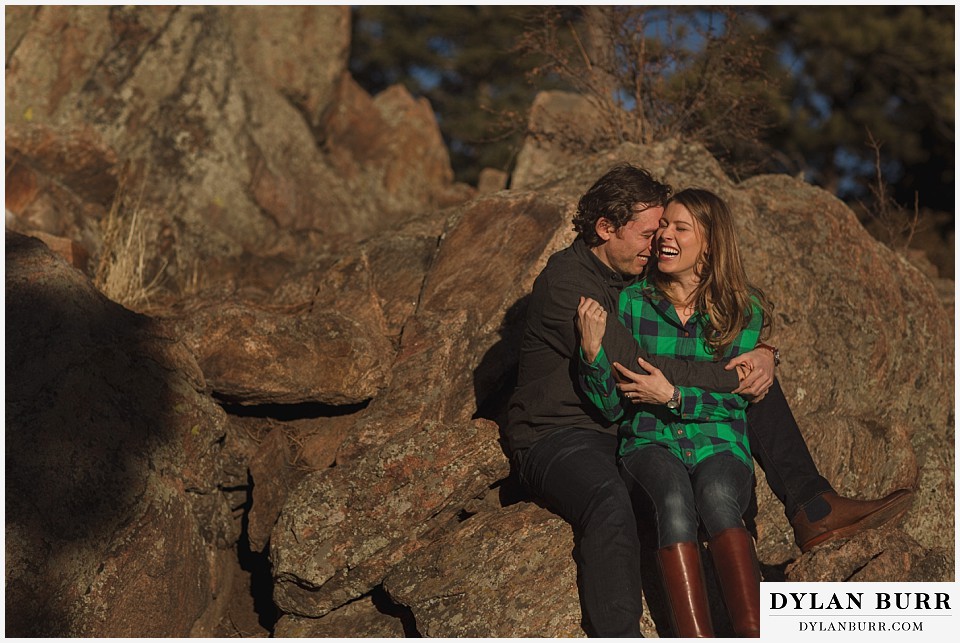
[860,130,926,252]
[94,170,169,310]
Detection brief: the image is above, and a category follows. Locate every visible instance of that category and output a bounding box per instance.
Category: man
[504,164,913,637]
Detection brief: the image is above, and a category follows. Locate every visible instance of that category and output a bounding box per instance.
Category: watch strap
[756,342,780,366]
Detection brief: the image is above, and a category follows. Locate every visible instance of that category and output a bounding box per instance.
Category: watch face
[667,388,680,409]
[667,388,680,411]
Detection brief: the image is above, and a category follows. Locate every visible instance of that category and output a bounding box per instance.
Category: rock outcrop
[5,7,953,639]
[5,5,469,293]
[5,233,239,636]
[263,141,952,637]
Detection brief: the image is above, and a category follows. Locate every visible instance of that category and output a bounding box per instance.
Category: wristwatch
[666,386,681,410]
[757,342,781,367]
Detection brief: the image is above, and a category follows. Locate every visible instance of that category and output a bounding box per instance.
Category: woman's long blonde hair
[648,188,772,357]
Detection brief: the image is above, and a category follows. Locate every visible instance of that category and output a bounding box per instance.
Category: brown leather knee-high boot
[657,542,715,637]
[709,527,761,637]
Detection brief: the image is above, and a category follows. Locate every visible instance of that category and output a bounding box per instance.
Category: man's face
[593,203,664,276]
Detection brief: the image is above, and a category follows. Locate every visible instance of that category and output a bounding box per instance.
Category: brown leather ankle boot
[709,528,760,637]
[790,489,914,553]
[657,541,714,638]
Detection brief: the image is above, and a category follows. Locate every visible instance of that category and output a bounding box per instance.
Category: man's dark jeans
[746,379,833,520]
[620,448,753,547]
[513,427,643,638]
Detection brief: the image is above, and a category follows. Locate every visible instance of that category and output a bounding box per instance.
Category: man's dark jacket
[505,237,740,453]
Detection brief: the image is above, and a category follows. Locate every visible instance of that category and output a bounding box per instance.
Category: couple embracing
[504,164,913,637]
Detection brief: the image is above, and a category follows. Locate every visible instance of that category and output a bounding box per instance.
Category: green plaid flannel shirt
[579,278,763,471]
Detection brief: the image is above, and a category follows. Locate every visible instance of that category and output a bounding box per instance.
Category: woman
[576,188,771,638]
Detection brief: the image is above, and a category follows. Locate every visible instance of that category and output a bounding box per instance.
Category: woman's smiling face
[655,201,707,280]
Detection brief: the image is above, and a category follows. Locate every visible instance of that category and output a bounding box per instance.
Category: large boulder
[269,189,579,616]
[321,75,475,218]
[167,212,445,409]
[269,139,952,636]
[335,189,579,462]
[172,299,393,406]
[5,232,240,636]
[784,526,952,582]
[382,503,585,638]
[4,123,118,252]
[511,90,612,190]
[271,418,507,617]
[5,5,467,295]
[226,6,350,130]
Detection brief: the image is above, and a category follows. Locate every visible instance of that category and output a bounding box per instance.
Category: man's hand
[576,296,607,363]
[726,346,775,401]
[614,357,675,405]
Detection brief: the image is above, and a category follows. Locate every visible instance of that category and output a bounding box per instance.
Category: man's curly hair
[573,164,672,247]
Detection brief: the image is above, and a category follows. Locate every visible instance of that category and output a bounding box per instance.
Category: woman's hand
[614,357,676,405]
[726,347,775,401]
[576,296,607,363]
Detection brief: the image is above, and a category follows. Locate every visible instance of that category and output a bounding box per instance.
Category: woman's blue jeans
[619,447,753,547]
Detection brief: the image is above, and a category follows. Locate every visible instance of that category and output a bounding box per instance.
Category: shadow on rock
[5,233,236,636]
